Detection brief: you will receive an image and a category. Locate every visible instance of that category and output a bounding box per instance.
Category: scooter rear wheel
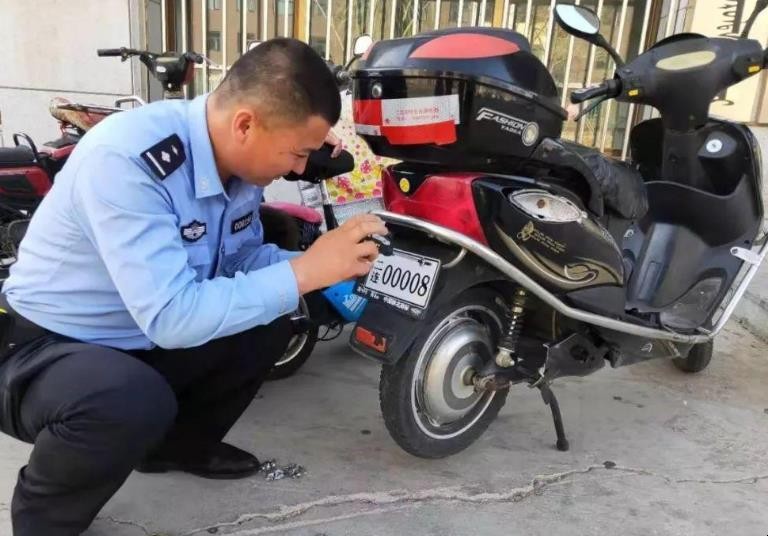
[672,340,713,373]
[379,288,509,458]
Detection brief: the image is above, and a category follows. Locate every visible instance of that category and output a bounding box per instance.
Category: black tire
[260,205,318,381]
[672,340,713,373]
[379,288,509,459]
[267,327,318,380]
[267,296,319,381]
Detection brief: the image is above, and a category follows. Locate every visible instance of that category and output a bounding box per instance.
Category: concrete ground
[1,318,766,536]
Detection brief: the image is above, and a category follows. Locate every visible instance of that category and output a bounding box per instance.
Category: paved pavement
[2,319,766,536]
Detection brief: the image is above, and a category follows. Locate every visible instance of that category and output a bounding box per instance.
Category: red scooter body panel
[381,167,488,245]
[0,166,52,209]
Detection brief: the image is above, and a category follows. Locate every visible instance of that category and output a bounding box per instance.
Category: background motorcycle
[347,1,768,458]
[0,49,204,278]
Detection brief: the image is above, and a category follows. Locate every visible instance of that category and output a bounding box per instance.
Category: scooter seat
[0,146,36,166]
[261,201,323,225]
[557,140,648,220]
[581,151,648,220]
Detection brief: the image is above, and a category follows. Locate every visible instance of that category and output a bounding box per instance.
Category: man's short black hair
[215,38,341,126]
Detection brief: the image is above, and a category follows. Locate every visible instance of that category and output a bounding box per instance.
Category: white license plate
[355,249,441,318]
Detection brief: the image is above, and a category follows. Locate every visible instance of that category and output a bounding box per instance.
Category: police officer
[0,38,386,535]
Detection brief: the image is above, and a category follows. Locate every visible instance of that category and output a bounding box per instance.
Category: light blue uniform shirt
[3,94,299,350]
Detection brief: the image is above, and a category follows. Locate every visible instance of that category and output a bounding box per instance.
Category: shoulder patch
[141,134,186,180]
[181,220,207,242]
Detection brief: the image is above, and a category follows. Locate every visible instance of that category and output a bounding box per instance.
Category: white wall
[264,179,304,204]
[0,0,139,145]
[689,0,768,124]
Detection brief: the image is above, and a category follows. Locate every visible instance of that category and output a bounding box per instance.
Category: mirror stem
[596,34,625,68]
[343,54,361,72]
[740,0,768,38]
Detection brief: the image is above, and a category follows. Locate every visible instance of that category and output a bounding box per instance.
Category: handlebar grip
[97,48,125,57]
[326,64,350,87]
[185,52,206,64]
[571,84,609,104]
[336,69,351,84]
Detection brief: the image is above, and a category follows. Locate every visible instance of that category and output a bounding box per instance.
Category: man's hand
[325,129,343,158]
[566,103,580,121]
[289,214,388,295]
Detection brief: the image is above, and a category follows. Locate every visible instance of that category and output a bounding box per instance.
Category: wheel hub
[420,318,493,424]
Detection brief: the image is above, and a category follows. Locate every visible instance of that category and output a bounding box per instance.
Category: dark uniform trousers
[0,309,292,536]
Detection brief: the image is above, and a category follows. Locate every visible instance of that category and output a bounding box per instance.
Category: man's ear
[231,108,258,143]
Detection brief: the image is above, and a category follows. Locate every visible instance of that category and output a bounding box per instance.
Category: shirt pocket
[224,225,257,256]
[183,241,213,280]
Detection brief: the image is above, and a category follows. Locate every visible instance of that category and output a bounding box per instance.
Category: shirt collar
[188,93,225,199]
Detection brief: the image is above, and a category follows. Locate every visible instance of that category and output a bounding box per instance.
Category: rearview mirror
[554,3,625,67]
[554,4,600,38]
[740,0,768,37]
[353,34,373,57]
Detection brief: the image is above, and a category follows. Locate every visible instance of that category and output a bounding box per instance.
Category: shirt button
[201,178,209,190]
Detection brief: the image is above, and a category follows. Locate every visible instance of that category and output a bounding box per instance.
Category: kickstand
[537,383,570,452]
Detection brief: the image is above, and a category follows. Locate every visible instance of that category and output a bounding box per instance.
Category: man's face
[231,112,331,187]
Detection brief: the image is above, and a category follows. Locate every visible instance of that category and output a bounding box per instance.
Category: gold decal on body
[517,221,566,254]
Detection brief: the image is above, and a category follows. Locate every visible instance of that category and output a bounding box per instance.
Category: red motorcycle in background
[0,49,203,275]
[0,47,337,268]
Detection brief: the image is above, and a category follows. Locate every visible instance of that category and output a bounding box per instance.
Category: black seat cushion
[0,146,36,166]
[581,151,648,220]
[536,139,648,219]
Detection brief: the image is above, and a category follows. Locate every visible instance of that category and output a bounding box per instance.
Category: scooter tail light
[382,168,488,245]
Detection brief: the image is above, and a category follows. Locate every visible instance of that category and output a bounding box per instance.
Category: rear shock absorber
[495,288,527,368]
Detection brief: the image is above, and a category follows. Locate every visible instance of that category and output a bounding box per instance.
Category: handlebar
[336,69,351,84]
[98,47,204,64]
[326,63,352,88]
[571,79,622,104]
[185,52,206,64]
[97,48,127,57]
[98,47,205,95]
[97,47,146,59]
[571,84,610,104]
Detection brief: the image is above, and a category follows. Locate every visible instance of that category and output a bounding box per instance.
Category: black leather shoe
[136,442,261,480]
